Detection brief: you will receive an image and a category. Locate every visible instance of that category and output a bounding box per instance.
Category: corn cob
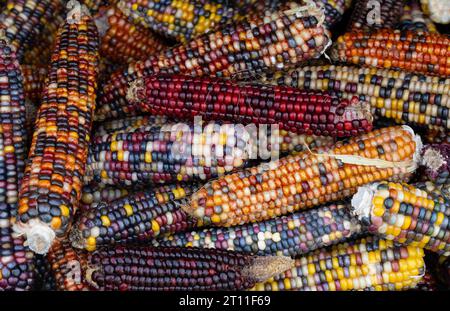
[46,240,91,291]
[317,0,353,28]
[14,5,100,255]
[154,201,364,257]
[96,2,330,121]
[70,183,201,251]
[0,38,35,291]
[128,74,372,137]
[398,1,438,33]
[183,126,422,227]
[81,184,131,208]
[95,6,168,64]
[421,144,450,185]
[0,0,63,61]
[117,0,256,43]
[421,0,450,24]
[252,236,425,291]
[347,0,405,31]
[424,129,450,144]
[95,115,172,136]
[33,254,56,291]
[260,65,450,132]
[352,181,450,255]
[85,245,294,290]
[20,65,47,103]
[332,29,450,77]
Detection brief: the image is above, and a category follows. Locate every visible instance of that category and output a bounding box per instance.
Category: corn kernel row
[252,236,425,291]
[96,3,330,121]
[398,1,438,33]
[184,126,422,227]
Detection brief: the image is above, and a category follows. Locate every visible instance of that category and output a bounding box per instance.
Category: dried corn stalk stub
[421,144,450,185]
[14,5,100,255]
[252,236,426,291]
[332,29,450,77]
[352,181,450,255]
[182,126,422,227]
[154,201,365,257]
[96,2,331,121]
[347,0,405,31]
[128,74,373,137]
[261,64,450,132]
[420,0,450,24]
[85,246,294,290]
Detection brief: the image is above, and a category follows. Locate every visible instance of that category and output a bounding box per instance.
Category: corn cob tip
[402,125,423,167]
[12,219,56,255]
[127,79,145,103]
[67,0,91,24]
[94,7,109,37]
[242,256,295,283]
[421,146,446,177]
[69,226,85,250]
[350,183,378,220]
[284,0,325,26]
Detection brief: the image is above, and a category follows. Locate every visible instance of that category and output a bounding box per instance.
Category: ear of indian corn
[33,254,56,291]
[252,236,425,291]
[0,0,63,61]
[154,201,365,257]
[0,37,35,291]
[95,5,168,64]
[352,181,450,255]
[183,126,422,227]
[127,74,373,137]
[80,183,132,212]
[420,0,450,24]
[14,5,100,255]
[96,2,330,121]
[260,64,450,132]
[70,183,201,251]
[46,239,91,291]
[421,144,450,185]
[347,0,405,31]
[332,29,450,77]
[398,0,438,33]
[85,246,294,290]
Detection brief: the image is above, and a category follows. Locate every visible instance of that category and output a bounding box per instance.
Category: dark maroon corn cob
[347,0,405,31]
[0,37,35,291]
[95,2,330,121]
[421,144,450,185]
[85,246,294,291]
[70,183,201,251]
[127,74,373,137]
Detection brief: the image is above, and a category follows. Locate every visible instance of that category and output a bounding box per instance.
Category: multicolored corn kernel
[95,6,168,64]
[80,0,113,14]
[94,115,172,136]
[15,7,100,255]
[316,0,353,28]
[20,64,47,103]
[398,0,438,33]
[0,0,63,61]
[96,2,330,121]
[46,240,91,291]
[85,246,294,290]
[411,271,439,291]
[347,0,405,31]
[154,201,364,257]
[70,183,201,251]
[421,144,450,185]
[424,129,450,145]
[183,126,422,227]
[260,65,450,132]
[332,29,450,77]
[352,181,450,255]
[80,183,132,212]
[127,74,372,137]
[252,236,426,291]
[420,0,450,24]
[117,0,255,43]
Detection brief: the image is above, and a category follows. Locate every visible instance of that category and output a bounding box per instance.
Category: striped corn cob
[347,0,405,31]
[332,29,450,77]
[21,65,47,103]
[127,74,372,137]
[0,38,35,291]
[46,240,91,291]
[0,0,63,61]
[70,183,201,251]
[85,117,338,187]
[14,5,100,255]
[398,0,438,33]
[252,236,425,291]
[85,246,294,290]
[183,126,422,227]
[117,0,255,43]
[421,144,450,185]
[421,0,450,24]
[260,65,450,132]
[352,181,450,255]
[95,6,168,64]
[154,201,364,257]
[96,2,330,121]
